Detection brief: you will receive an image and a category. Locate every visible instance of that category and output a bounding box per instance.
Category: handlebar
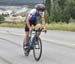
[32,28,47,33]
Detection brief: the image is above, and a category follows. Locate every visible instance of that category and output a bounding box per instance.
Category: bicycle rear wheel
[33,37,42,61]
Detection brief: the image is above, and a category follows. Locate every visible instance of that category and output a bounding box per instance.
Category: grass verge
[46,22,75,32]
[0,22,75,32]
[0,22,25,28]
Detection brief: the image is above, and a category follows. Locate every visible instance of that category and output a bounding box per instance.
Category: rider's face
[38,10,44,14]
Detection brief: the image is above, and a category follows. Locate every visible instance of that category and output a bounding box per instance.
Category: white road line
[41,37,75,47]
[0,31,75,47]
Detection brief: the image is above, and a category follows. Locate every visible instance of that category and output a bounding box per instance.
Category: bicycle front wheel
[33,37,42,61]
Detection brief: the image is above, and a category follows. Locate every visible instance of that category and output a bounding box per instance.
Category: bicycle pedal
[30,47,33,50]
[35,45,39,48]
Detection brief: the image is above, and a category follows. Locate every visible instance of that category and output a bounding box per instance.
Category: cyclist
[24,4,46,54]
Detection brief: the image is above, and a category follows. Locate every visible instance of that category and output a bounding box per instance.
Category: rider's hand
[29,27,32,32]
[43,27,47,32]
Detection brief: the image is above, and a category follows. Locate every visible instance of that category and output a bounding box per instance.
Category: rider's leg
[24,24,30,46]
[24,32,29,45]
[35,23,41,36]
[24,31,30,56]
[37,32,41,36]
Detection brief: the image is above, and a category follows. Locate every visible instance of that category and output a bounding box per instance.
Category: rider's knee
[25,32,29,37]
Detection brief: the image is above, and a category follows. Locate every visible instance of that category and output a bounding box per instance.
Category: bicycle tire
[33,37,42,61]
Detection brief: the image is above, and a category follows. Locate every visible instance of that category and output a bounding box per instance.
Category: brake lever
[45,30,47,34]
[42,29,47,34]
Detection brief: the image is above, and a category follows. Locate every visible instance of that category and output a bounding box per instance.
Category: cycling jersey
[25,9,45,32]
[27,9,45,22]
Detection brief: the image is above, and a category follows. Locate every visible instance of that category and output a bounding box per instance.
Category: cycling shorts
[25,20,37,32]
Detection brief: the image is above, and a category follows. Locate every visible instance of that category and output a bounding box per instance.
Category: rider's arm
[41,12,46,29]
[26,15,31,29]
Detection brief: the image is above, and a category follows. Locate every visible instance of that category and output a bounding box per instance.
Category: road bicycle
[23,28,46,61]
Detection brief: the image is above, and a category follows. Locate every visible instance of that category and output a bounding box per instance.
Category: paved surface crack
[0,56,12,64]
[0,37,21,47]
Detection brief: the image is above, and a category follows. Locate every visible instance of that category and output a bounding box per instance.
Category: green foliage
[46,22,75,31]
[45,0,75,23]
[45,11,51,23]
[0,22,24,28]
[2,14,9,17]
[69,18,75,23]
[68,0,75,19]
[45,0,51,16]
[0,15,5,24]
[50,1,61,22]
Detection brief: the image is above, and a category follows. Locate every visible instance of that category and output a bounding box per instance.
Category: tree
[50,0,61,22]
[58,0,71,22]
[0,15,5,24]
[45,0,51,16]
[45,0,75,23]
[69,0,75,19]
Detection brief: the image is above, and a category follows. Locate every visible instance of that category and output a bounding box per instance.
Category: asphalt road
[0,28,75,64]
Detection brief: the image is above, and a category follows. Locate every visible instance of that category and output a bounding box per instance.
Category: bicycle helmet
[35,4,46,11]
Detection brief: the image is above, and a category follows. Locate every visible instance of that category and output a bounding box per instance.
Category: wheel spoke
[33,37,42,61]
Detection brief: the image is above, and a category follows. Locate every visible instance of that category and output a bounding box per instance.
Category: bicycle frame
[23,28,46,61]
[29,28,46,49]
[29,31,37,48]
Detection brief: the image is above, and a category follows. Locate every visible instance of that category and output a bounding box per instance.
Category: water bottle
[29,31,35,48]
